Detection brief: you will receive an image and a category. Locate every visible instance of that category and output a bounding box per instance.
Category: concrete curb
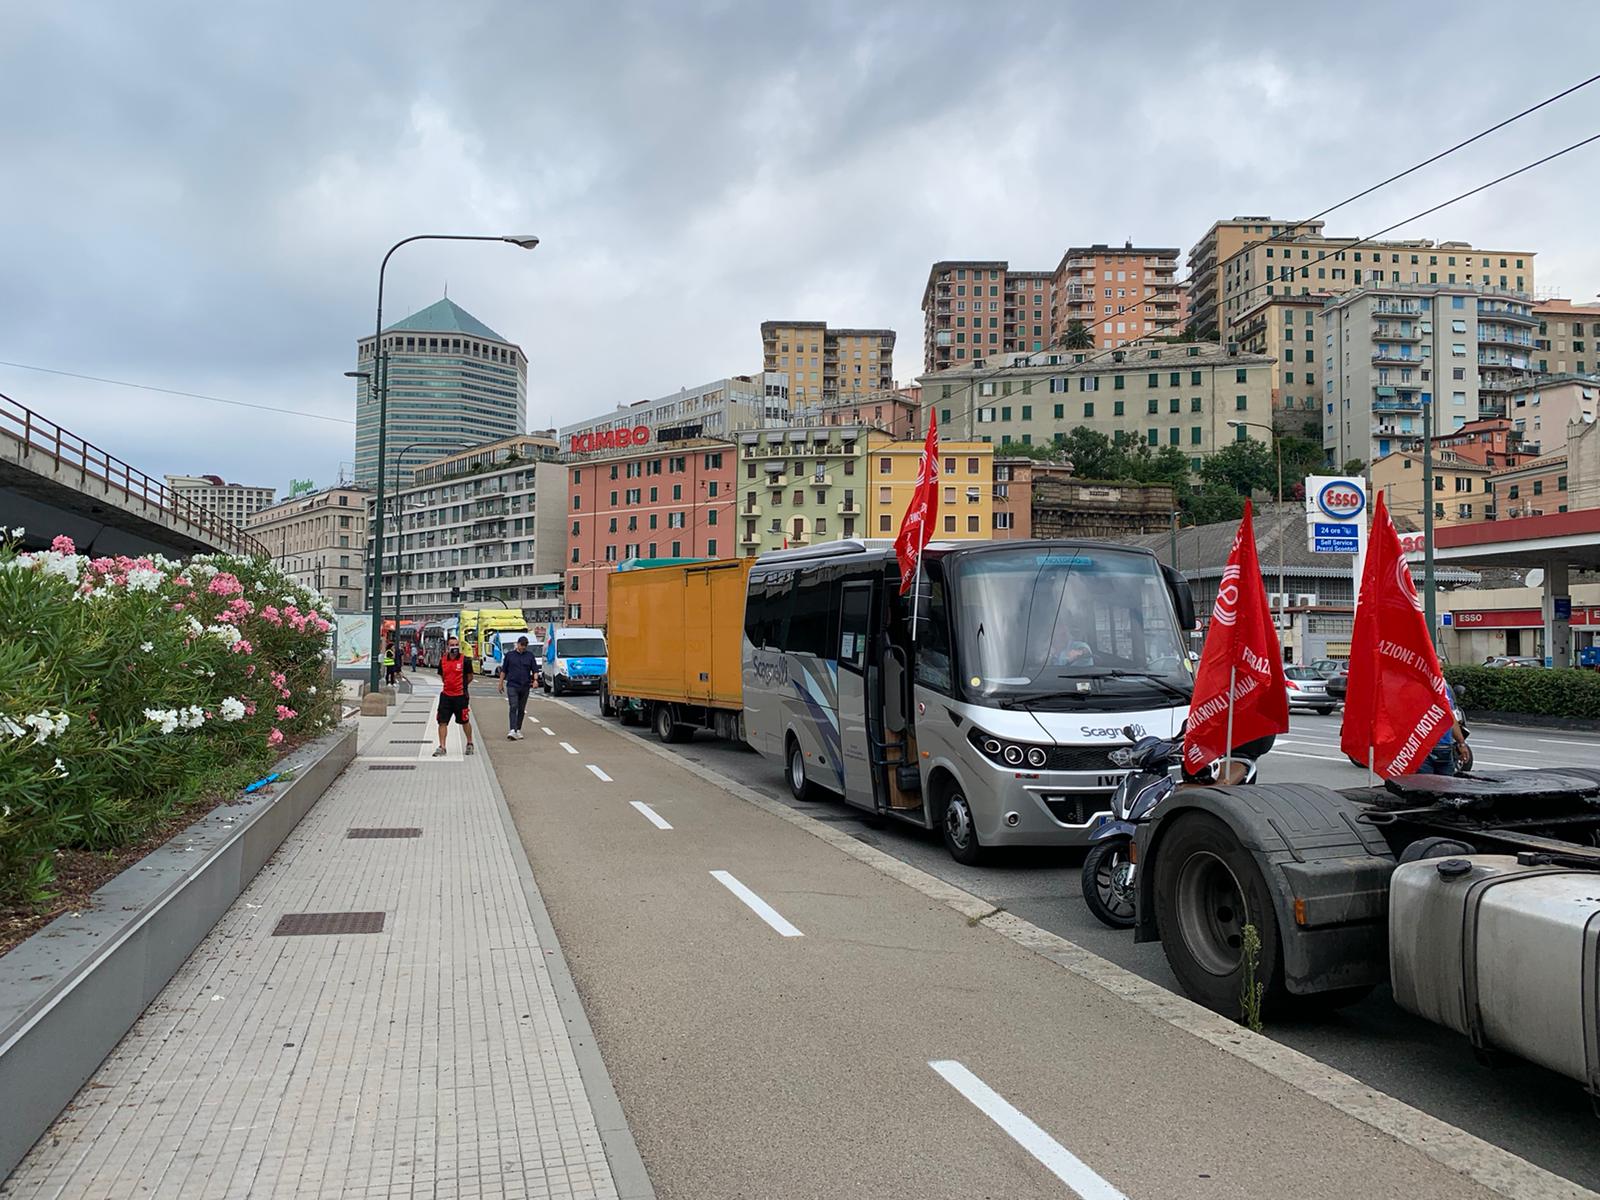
[551,697,1596,1200]
[0,722,358,1181]
[482,711,656,1200]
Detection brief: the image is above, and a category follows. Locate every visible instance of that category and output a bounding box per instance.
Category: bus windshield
[949,548,1190,707]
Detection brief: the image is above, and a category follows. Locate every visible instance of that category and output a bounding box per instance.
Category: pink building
[565,439,736,626]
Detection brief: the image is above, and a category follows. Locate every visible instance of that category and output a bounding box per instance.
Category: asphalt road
[563,696,1600,1193]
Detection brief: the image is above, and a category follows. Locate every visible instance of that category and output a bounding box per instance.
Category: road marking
[1272,750,1349,762]
[1539,737,1600,747]
[560,741,579,755]
[1471,743,1541,753]
[710,870,803,938]
[629,801,672,830]
[586,764,613,782]
[543,727,555,736]
[929,1061,1126,1199]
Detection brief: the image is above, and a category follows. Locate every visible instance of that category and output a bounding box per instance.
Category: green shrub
[1444,664,1600,720]
[0,534,340,904]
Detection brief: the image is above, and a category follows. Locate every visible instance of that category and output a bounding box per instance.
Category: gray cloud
[3,1,1599,493]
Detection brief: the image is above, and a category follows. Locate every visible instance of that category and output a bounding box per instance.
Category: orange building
[991,458,1073,539]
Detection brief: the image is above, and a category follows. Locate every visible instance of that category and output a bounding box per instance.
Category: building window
[879,514,891,532]
[1083,402,1094,418]
[1235,395,1248,410]
[967,457,979,474]
[943,515,956,532]
[880,456,892,474]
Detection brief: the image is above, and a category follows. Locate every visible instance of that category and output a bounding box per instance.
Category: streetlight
[365,233,539,693]
[1227,419,1285,634]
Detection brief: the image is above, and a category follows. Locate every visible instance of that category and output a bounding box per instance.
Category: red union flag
[1341,490,1451,777]
[1182,500,1288,773]
[894,412,940,594]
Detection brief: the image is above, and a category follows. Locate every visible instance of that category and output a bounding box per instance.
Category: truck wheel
[598,683,615,718]
[786,738,817,802]
[1153,813,1286,1020]
[653,704,686,744]
[941,790,986,866]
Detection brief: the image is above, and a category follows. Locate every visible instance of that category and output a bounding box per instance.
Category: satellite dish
[1525,568,1544,589]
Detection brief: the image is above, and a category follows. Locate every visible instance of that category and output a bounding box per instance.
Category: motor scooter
[1080,729,1258,929]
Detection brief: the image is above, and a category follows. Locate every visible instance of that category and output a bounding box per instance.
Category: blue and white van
[543,626,608,696]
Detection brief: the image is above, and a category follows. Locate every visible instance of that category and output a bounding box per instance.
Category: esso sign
[1454,611,1486,626]
[569,425,650,454]
[1397,532,1427,554]
[1316,481,1366,521]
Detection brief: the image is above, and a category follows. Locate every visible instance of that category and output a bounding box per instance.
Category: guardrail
[0,392,269,558]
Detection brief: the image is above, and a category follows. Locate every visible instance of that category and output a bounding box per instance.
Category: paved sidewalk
[3,691,638,1200]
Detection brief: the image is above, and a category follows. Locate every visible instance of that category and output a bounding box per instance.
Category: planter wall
[0,723,357,1180]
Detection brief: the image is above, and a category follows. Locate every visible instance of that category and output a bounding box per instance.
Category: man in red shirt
[433,635,476,757]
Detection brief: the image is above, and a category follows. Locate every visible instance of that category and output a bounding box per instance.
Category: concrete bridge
[1,392,267,559]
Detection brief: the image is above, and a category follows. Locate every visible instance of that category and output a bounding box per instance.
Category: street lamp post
[1228,418,1285,632]
[364,233,539,693]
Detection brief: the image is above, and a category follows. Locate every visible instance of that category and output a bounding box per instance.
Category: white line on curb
[629,801,672,830]
[710,870,802,938]
[929,1061,1126,1199]
[560,742,579,755]
[586,764,613,782]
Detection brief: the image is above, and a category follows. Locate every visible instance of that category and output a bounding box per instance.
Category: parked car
[1483,655,1543,668]
[1324,664,1349,703]
[1309,658,1345,679]
[1284,665,1338,714]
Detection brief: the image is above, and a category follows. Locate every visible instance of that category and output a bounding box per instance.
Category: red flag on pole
[1182,500,1289,774]
[894,412,940,595]
[1340,490,1451,777]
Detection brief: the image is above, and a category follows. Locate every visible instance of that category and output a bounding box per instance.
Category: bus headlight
[1026,747,1048,768]
[969,728,1058,771]
[1002,744,1024,766]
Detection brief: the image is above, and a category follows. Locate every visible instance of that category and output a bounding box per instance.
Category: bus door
[835,579,881,811]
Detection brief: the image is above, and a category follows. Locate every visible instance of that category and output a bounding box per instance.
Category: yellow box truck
[600,558,752,743]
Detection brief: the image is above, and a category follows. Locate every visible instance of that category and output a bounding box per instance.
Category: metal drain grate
[390,739,428,744]
[393,720,426,725]
[347,827,422,839]
[272,911,386,936]
[367,764,416,771]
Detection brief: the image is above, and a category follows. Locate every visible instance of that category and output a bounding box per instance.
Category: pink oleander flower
[51,535,75,555]
[245,664,256,677]
[173,602,185,611]
[259,605,283,625]
[228,597,253,618]
[244,701,257,716]
[267,728,284,746]
[230,639,253,655]
[207,572,244,597]
[275,705,297,721]
[214,611,237,624]
[173,576,192,589]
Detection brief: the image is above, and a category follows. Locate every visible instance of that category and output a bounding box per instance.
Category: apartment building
[991,458,1072,539]
[565,438,735,625]
[1186,217,1327,338]
[559,373,790,455]
[1487,453,1569,520]
[353,298,527,487]
[1370,448,1491,528]
[367,434,565,623]
[1566,418,1600,511]
[1320,284,1537,469]
[794,391,919,438]
[760,321,895,407]
[919,340,1274,470]
[1410,417,1537,469]
[1222,235,1534,336]
[1501,374,1600,455]
[164,474,276,529]
[920,243,1182,372]
[1533,299,1600,374]
[733,425,992,556]
[1234,293,1332,432]
[245,485,371,612]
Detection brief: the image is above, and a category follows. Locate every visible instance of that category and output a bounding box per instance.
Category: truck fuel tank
[1389,854,1600,1096]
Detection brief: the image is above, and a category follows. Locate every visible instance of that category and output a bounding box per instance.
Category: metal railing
[0,392,269,557]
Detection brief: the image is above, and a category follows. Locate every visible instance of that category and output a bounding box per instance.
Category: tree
[1123,443,1190,488]
[1199,439,1275,497]
[994,439,1064,463]
[1055,427,1124,480]
[1342,458,1365,475]
[1186,482,1247,525]
[1056,320,1094,351]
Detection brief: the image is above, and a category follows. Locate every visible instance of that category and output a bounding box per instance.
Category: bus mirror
[883,647,908,734]
[1162,564,1196,631]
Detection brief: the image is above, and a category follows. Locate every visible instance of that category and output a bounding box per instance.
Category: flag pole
[910,553,923,643]
[1223,665,1237,780]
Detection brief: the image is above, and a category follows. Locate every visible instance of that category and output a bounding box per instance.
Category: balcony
[739,532,763,547]
[1476,304,1537,326]
[1372,323,1421,341]
[837,499,860,515]
[1373,301,1427,316]
[1478,350,1532,369]
[1371,348,1422,365]
[1372,397,1422,412]
[1476,328,1534,349]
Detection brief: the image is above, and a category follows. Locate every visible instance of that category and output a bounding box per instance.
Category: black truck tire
[1153,812,1288,1021]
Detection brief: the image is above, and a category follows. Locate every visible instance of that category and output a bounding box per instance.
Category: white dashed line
[586,764,613,782]
[560,742,579,755]
[543,727,555,736]
[930,1060,1127,1199]
[709,870,803,938]
[629,801,672,830]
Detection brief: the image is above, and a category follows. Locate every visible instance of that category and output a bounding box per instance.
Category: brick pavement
[2,691,628,1200]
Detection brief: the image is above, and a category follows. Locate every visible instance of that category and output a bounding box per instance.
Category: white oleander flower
[22,710,69,744]
[8,526,21,539]
[51,758,68,779]
[219,696,247,722]
[140,641,154,653]
[143,708,181,735]
[126,567,164,592]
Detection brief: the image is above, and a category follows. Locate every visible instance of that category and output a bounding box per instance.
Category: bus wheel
[941,790,985,865]
[786,739,817,802]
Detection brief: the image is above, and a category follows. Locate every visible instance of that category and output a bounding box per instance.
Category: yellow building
[1370,448,1492,528]
[1186,217,1326,337]
[864,432,993,541]
[761,320,895,408]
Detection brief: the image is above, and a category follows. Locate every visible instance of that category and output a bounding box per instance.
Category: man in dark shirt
[497,636,539,740]
[433,635,476,757]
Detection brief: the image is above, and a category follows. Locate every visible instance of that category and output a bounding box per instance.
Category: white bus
[742,539,1198,864]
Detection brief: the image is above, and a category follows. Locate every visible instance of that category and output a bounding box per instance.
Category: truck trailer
[599,558,751,742]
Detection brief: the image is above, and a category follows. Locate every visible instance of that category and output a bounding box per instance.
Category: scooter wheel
[1081,840,1137,929]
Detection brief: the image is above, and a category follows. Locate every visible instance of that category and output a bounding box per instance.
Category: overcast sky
[4,2,1600,495]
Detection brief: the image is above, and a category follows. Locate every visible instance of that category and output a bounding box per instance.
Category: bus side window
[788,569,834,658]
[913,580,953,694]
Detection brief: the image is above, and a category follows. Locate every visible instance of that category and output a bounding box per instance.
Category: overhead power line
[0,360,356,426]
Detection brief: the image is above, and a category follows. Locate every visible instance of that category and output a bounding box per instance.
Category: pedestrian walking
[433,634,476,757]
[497,635,539,740]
